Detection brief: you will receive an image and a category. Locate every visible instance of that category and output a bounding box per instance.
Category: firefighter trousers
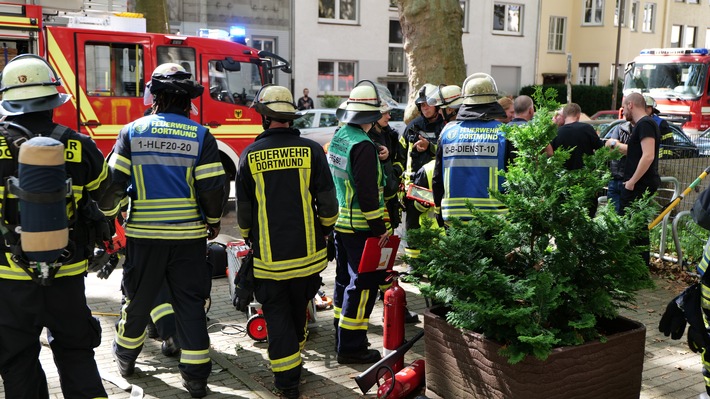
[254,273,321,390]
[115,238,211,382]
[150,282,177,342]
[333,231,384,354]
[0,275,107,399]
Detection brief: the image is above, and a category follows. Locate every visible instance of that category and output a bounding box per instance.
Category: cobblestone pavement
[1,208,707,398]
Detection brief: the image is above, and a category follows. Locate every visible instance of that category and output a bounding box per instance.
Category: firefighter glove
[95,218,112,247]
[659,294,687,340]
[233,252,255,312]
[97,254,119,279]
[687,326,707,353]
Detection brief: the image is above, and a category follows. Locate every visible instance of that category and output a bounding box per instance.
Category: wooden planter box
[423,306,646,399]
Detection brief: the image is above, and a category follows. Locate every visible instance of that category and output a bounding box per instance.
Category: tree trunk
[135,0,169,34]
[396,0,467,123]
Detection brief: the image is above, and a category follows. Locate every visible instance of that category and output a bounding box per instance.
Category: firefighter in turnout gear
[99,63,226,398]
[0,54,110,399]
[659,236,710,398]
[235,85,338,399]
[432,73,515,225]
[329,80,390,365]
[401,83,444,258]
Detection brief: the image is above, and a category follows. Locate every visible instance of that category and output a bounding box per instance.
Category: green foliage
[320,93,341,109]
[406,86,656,364]
[519,81,623,116]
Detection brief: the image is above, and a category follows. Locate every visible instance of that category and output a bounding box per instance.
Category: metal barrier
[653,176,681,264]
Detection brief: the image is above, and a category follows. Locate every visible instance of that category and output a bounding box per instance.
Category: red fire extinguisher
[376,359,426,399]
[383,276,406,372]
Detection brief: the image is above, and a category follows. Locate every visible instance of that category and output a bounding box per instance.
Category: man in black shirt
[297,88,315,110]
[550,103,604,170]
[605,92,660,266]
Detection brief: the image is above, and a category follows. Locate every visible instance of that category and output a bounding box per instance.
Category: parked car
[590,110,621,121]
[598,119,700,159]
[292,108,339,147]
[694,128,710,156]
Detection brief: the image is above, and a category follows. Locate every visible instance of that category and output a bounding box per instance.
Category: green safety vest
[328,124,386,233]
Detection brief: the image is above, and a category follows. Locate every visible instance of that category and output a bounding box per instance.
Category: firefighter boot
[112,344,135,377]
[183,379,208,398]
[276,386,300,399]
[161,336,181,357]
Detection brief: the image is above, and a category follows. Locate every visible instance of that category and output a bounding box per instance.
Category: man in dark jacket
[0,54,110,399]
[236,85,338,399]
[99,63,226,398]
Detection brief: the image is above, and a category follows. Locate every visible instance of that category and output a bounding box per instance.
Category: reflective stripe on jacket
[329,124,386,233]
[439,119,507,221]
[107,113,224,240]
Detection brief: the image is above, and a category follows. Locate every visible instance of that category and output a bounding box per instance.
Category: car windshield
[293,113,314,129]
[623,62,707,99]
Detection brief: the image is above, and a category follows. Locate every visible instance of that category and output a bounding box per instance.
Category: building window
[685,26,697,47]
[671,25,683,47]
[493,3,523,35]
[706,28,710,48]
[578,63,599,85]
[687,0,698,3]
[319,0,358,23]
[318,61,356,94]
[629,1,639,31]
[460,0,469,32]
[614,0,626,26]
[642,3,655,32]
[389,0,397,8]
[548,16,566,52]
[583,0,604,25]
[388,20,405,75]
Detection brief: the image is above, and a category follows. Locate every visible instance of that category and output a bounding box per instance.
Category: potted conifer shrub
[406,88,656,399]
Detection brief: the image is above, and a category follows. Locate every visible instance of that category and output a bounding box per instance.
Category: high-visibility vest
[328,124,386,233]
[439,119,507,221]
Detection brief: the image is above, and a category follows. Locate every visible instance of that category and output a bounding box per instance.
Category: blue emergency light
[229,25,247,45]
[640,48,709,56]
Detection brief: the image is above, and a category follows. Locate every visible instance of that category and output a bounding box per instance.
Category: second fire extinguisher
[383,275,406,372]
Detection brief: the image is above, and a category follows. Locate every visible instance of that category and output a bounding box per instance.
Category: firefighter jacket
[235,127,338,281]
[399,114,444,186]
[0,114,109,280]
[652,114,675,159]
[328,124,387,235]
[100,111,225,240]
[367,123,405,201]
[433,119,508,221]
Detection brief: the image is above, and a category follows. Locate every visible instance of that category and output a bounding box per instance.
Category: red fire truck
[623,47,710,135]
[0,1,290,182]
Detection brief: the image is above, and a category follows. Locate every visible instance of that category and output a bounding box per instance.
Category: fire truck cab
[0,1,290,184]
[623,48,710,135]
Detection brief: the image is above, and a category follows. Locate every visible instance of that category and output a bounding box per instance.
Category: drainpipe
[534,0,541,85]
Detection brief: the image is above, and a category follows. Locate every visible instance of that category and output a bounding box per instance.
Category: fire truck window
[156,46,196,79]
[85,44,144,97]
[208,60,261,106]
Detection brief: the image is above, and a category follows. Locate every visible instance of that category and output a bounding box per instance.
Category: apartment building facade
[160,0,710,103]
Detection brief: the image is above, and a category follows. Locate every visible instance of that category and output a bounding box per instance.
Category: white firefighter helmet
[416,83,439,106]
[336,80,383,124]
[0,54,71,115]
[253,85,300,120]
[427,85,463,109]
[461,73,499,105]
